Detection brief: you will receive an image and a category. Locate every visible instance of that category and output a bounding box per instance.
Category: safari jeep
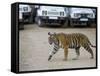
[69,8,95,27]
[19,4,31,23]
[35,6,68,27]
[19,4,32,29]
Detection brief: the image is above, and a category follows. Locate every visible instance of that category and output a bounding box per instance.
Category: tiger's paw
[63,58,67,61]
[72,58,78,60]
[90,56,94,59]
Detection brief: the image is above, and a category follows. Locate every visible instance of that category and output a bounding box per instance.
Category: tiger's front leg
[63,47,68,61]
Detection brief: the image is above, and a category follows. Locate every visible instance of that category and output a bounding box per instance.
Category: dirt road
[19,24,96,71]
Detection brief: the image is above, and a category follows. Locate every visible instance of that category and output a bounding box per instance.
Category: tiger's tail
[90,44,96,48]
[89,41,96,48]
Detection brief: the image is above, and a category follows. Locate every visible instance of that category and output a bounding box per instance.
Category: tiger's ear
[48,32,51,35]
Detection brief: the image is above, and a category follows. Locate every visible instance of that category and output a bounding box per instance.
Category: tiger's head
[48,32,58,45]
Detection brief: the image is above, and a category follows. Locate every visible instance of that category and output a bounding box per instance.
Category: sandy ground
[19,24,96,71]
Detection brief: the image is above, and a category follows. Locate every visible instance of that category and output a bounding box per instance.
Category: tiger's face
[48,32,58,45]
[48,36,53,45]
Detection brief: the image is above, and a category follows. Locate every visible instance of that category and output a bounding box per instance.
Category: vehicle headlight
[42,11,47,16]
[23,7,28,12]
[74,13,80,18]
[60,12,64,16]
[87,14,94,18]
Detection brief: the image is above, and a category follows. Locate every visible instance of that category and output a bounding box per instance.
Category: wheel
[90,23,96,27]
[19,20,24,30]
[62,20,68,28]
[69,20,74,27]
[37,19,44,27]
[19,24,24,30]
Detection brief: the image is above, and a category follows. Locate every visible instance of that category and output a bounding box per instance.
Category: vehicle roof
[70,8,93,13]
[19,4,30,8]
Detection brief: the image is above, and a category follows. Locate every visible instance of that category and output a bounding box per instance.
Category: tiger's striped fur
[48,32,96,61]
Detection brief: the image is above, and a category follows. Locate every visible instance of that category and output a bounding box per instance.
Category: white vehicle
[19,4,31,23]
[35,6,68,27]
[92,9,96,24]
[69,8,95,26]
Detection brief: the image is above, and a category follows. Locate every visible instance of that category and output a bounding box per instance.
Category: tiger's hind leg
[72,47,80,60]
[83,45,94,59]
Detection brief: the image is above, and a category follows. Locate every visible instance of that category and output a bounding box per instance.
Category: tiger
[48,32,96,61]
